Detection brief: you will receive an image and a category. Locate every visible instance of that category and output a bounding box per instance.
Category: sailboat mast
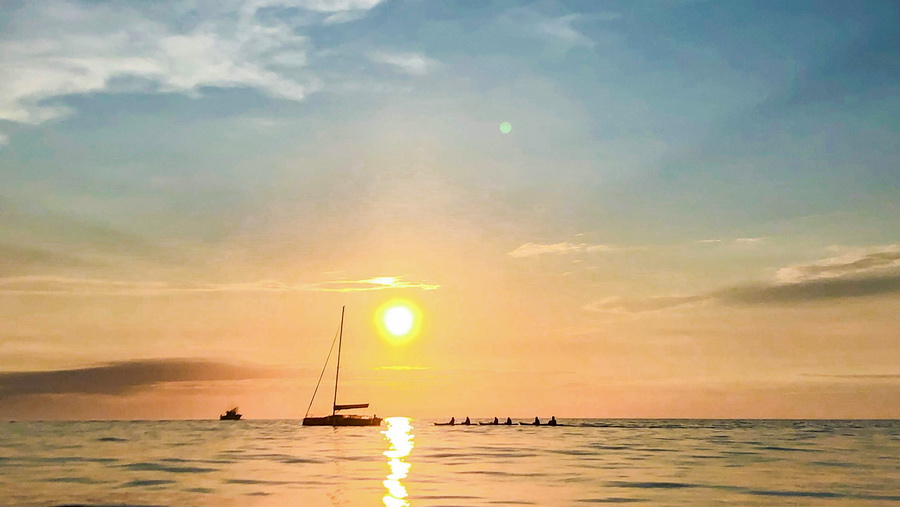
[332,305,345,418]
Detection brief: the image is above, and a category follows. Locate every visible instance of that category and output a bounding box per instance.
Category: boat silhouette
[220,407,242,420]
[302,307,382,427]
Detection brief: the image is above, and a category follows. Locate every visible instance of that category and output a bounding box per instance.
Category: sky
[0,0,898,420]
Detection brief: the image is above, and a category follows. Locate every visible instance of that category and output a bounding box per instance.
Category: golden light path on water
[381,417,414,507]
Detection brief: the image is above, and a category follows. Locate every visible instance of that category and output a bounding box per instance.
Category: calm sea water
[0,418,897,506]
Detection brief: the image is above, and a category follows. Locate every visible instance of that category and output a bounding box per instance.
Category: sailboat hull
[302,415,383,426]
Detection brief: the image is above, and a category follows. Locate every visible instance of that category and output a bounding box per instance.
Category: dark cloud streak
[779,249,900,282]
[0,359,286,399]
[586,273,900,314]
[718,274,900,305]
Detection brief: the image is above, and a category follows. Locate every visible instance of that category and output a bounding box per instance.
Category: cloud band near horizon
[0,358,287,399]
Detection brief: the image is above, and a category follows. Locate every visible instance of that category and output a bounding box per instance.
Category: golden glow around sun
[375,299,421,343]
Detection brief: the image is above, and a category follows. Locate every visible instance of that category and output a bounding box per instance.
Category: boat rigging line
[303,323,341,420]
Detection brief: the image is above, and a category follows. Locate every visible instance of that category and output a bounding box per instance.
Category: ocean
[0,418,897,506]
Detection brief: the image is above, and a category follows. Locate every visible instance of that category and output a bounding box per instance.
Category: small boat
[220,407,242,420]
[302,307,382,427]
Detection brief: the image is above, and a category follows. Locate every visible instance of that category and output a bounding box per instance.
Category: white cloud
[0,0,385,124]
[369,51,438,75]
[508,241,617,258]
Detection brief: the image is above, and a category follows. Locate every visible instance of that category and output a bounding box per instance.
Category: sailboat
[302,306,383,427]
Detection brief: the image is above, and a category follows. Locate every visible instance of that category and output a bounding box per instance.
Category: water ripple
[607,481,698,489]
[119,479,177,488]
[121,462,217,473]
[4,419,897,506]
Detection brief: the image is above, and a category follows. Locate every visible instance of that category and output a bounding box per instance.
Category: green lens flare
[499,121,512,134]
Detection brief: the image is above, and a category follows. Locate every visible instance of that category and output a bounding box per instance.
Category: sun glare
[384,306,414,336]
[375,300,421,343]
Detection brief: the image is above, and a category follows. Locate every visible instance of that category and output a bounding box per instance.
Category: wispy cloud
[0,197,185,270]
[294,0,385,11]
[511,236,766,258]
[584,295,710,314]
[698,237,767,245]
[801,373,900,380]
[507,242,617,258]
[586,244,900,312]
[0,359,285,399]
[0,243,94,274]
[0,0,386,125]
[536,14,595,49]
[322,10,368,25]
[0,275,438,296]
[776,244,900,283]
[501,8,597,52]
[369,52,438,76]
[313,276,440,292]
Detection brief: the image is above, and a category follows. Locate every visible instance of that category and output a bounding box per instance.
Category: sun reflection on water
[381,416,414,507]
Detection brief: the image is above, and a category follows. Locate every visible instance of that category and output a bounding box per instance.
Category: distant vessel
[302,307,382,427]
[220,407,242,420]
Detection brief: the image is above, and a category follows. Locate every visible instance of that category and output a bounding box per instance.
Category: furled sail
[334,403,369,411]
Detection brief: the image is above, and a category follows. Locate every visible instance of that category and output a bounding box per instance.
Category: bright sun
[376,300,420,342]
[384,306,414,336]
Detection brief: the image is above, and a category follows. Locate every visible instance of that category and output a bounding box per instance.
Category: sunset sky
[1,0,898,420]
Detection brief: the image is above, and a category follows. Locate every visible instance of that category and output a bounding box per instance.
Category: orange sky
[1,0,898,420]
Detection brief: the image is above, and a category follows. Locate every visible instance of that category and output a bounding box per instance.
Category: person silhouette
[548,416,557,426]
[533,417,541,426]
[492,417,499,425]
[448,417,455,425]
[463,417,471,425]
[505,417,512,425]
